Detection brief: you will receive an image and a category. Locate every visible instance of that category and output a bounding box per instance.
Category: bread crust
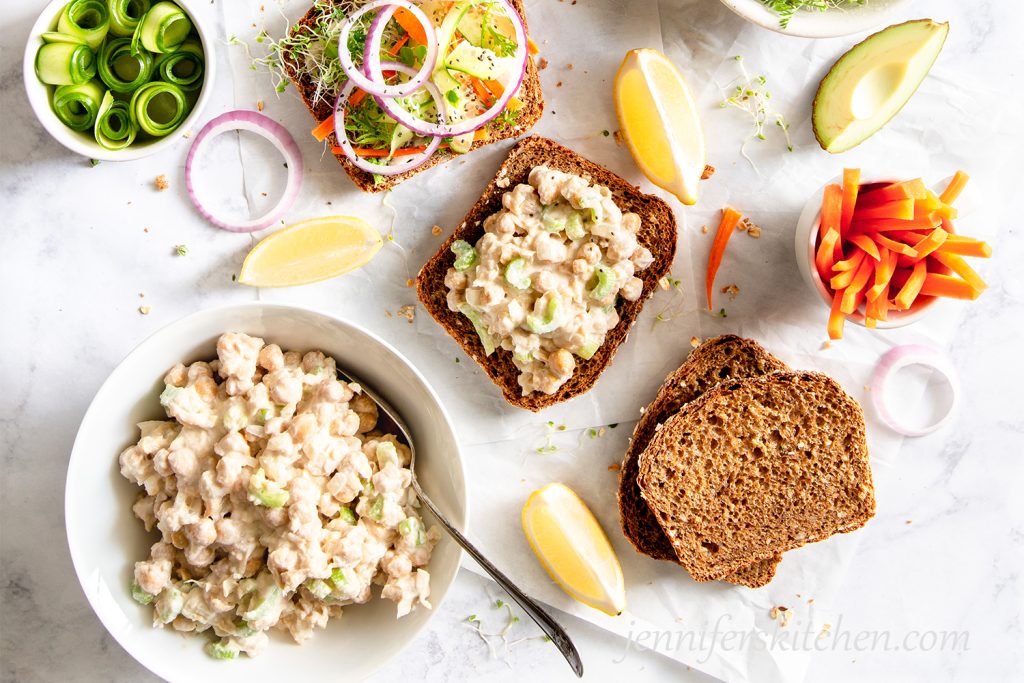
[415,135,677,411]
[281,0,544,192]
[637,371,876,583]
[617,335,789,588]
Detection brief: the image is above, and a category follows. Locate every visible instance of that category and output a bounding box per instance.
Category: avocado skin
[812,19,949,154]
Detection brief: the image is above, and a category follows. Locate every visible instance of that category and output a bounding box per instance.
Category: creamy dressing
[120,333,437,659]
[445,166,652,395]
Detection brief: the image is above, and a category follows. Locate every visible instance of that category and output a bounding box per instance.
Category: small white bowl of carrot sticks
[795,169,992,340]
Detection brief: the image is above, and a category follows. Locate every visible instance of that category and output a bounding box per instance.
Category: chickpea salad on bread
[120,333,438,660]
[444,166,653,396]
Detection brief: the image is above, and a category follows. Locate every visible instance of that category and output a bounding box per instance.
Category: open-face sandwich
[417,135,677,410]
[281,0,544,192]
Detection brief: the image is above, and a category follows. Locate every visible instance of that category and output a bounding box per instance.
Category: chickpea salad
[444,166,653,395]
[119,333,438,660]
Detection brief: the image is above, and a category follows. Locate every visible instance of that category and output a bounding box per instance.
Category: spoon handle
[412,480,584,678]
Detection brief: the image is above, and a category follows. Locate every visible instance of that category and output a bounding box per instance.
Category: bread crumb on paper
[138,306,151,315]
[607,463,621,472]
[154,175,169,191]
[405,278,414,288]
[770,606,791,627]
[397,305,415,324]
[701,165,715,180]
[819,623,832,639]
[690,336,701,348]
[257,100,265,112]
[538,57,549,70]
[701,225,709,234]
[721,284,740,300]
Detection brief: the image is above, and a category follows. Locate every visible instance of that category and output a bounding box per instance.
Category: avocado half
[812,19,949,154]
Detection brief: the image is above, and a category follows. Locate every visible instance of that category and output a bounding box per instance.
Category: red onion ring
[332,61,446,176]
[372,0,528,138]
[338,0,437,99]
[185,110,303,233]
[870,344,961,437]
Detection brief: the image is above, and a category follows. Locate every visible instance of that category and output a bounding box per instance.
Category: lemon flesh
[522,483,626,616]
[238,216,383,288]
[614,48,706,206]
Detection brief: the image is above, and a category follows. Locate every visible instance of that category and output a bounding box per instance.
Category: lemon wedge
[614,48,706,206]
[522,483,626,616]
[238,216,383,287]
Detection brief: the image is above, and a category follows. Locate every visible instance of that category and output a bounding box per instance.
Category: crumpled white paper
[215,1,1015,681]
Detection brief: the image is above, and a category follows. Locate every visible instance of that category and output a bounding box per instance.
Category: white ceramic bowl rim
[64,301,467,682]
[23,0,216,161]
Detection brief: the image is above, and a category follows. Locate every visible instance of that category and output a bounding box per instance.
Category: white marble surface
[2,1,1023,682]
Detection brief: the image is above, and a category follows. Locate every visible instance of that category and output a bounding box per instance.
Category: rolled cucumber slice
[133,1,191,54]
[58,0,111,51]
[36,42,96,86]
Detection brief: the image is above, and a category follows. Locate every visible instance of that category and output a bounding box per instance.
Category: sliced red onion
[870,345,960,437]
[338,0,437,99]
[185,110,304,233]
[332,62,446,176]
[372,0,528,138]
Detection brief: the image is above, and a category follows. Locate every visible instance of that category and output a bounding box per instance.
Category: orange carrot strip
[840,168,861,236]
[850,234,881,261]
[872,234,919,257]
[830,250,866,289]
[827,292,846,340]
[706,207,743,310]
[859,179,927,204]
[853,199,915,221]
[349,88,367,108]
[939,171,970,205]
[394,7,428,45]
[908,227,949,262]
[815,228,841,280]
[330,145,438,158]
[483,78,505,98]
[473,127,490,142]
[919,273,982,300]
[820,184,843,241]
[931,252,987,291]
[866,248,893,301]
[894,260,928,310]
[311,116,335,142]
[469,77,496,106]
[937,235,992,258]
[849,214,941,232]
[528,37,540,55]
[388,33,410,57]
[841,258,874,314]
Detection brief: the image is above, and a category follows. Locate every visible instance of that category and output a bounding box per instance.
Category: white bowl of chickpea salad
[65,303,467,682]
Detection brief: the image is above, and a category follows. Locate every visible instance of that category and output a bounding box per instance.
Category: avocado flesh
[813,19,949,154]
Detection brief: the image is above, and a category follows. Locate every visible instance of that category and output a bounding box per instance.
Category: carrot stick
[706,207,743,310]
[815,228,841,280]
[388,33,410,57]
[852,199,915,221]
[872,234,920,258]
[330,144,438,158]
[908,227,949,262]
[850,234,881,261]
[483,78,505,98]
[939,171,970,205]
[827,292,846,340]
[348,88,367,108]
[859,178,927,204]
[866,248,894,301]
[840,168,861,236]
[528,37,540,55]
[820,184,843,241]
[394,7,428,45]
[920,273,982,300]
[469,77,496,106]
[833,248,867,273]
[311,116,335,142]
[894,260,928,310]
[930,253,988,292]
[830,250,866,289]
[841,258,874,314]
[849,215,941,232]
[937,235,993,258]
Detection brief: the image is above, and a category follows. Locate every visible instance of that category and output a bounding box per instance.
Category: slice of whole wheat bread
[281,0,544,192]
[618,335,788,588]
[416,135,677,411]
[637,371,875,582]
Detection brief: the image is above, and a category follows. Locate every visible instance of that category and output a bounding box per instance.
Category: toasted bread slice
[637,371,875,582]
[416,135,677,411]
[281,0,544,193]
[618,335,789,588]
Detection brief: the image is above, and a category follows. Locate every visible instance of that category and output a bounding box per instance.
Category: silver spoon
[338,368,584,678]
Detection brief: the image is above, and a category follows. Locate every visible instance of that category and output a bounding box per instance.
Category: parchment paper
[213,1,1017,681]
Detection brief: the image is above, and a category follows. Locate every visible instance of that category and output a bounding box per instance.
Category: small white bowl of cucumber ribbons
[23,0,215,160]
[718,0,914,38]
